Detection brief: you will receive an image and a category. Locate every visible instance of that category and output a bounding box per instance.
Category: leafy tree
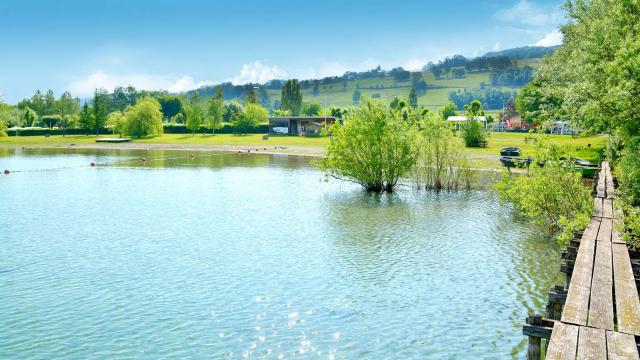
[352,90,361,105]
[389,97,407,111]
[439,101,457,120]
[21,107,37,127]
[56,91,80,136]
[301,102,322,116]
[123,97,164,138]
[461,100,487,147]
[92,88,110,135]
[515,80,564,126]
[206,97,225,134]
[41,115,60,128]
[0,103,24,128]
[107,111,127,137]
[43,89,57,115]
[112,86,138,111]
[328,106,346,119]
[0,118,6,137]
[158,96,182,119]
[280,80,302,115]
[78,103,93,135]
[235,103,267,134]
[246,88,258,104]
[174,113,184,124]
[185,103,203,135]
[408,88,418,108]
[214,85,224,100]
[318,99,418,193]
[223,101,243,122]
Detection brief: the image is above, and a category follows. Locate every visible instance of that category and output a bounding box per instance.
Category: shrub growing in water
[494,137,592,244]
[414,114,471,190]
[318,99,417,193]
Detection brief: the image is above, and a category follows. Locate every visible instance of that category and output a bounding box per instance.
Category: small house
[268,116,342,136]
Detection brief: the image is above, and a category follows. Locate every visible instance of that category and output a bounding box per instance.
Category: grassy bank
[0,132,606,170]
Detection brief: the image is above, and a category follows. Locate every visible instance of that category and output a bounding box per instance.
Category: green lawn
[0,133,329,147]
[466,132,606,156]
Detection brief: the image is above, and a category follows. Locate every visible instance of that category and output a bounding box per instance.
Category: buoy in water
[3,169,9,175]
[90,162,96,167]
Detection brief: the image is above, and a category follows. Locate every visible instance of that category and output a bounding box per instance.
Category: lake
[0,148,561,359]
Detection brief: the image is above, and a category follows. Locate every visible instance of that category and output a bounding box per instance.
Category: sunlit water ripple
[0,148,561,359]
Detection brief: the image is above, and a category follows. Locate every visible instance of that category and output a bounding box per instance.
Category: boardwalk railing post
[526,314,543,360]
[547,285,567,320]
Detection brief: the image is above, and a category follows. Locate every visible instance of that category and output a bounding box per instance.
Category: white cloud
[472,48,485,57]
[402,59,427,71]
[167,76,213,92]
[495,0,563,27]
[66,71,212,96]
[226,61,287,84]
[534,30,563,46]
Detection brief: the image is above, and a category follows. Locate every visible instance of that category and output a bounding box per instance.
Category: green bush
[494,137,593,244]
[615,139,640,207]
[621,206,640,249]
[460,119,487,147]
[318,99,417,193]
[495,163,592,244]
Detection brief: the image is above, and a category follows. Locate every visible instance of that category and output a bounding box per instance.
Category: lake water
[0,148,561,359]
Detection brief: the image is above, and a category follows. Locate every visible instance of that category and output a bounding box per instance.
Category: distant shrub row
[7,124,270,136]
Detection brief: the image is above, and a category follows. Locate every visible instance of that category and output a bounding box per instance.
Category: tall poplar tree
[280,80,302,116]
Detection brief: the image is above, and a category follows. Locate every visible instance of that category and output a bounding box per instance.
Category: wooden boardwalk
[524,162,640,359]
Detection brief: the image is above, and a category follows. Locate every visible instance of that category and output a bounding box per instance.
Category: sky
[0,0,565,103]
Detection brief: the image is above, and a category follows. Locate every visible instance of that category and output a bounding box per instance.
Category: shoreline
[1,141,326,158]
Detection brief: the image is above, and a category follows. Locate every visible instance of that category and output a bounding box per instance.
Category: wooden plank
[594,198,604,218]
[588,241,614,330]
[612,243,640,336]
[563,236,597,326]
[603,199,614,219]
[597,218,613,242]
[606,330,639,360]
[584,218,602,242]
[577,326,606,359]
[546,322,578,360]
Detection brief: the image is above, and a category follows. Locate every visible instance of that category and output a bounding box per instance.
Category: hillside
[483,45,559,60]
[265,58,541,111]
[189,46,556,112]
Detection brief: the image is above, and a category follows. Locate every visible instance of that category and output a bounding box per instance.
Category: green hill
[190,46,555,113]
[264,58,541,112]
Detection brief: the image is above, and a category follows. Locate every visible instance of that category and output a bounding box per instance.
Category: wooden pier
[524,162,640,359]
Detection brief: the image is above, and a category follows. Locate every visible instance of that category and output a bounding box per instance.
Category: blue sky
[0,0,565,103]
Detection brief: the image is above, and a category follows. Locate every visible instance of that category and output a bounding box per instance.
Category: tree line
[448,88,517,110]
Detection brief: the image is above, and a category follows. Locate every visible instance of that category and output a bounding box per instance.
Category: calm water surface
[0,148,561,359]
